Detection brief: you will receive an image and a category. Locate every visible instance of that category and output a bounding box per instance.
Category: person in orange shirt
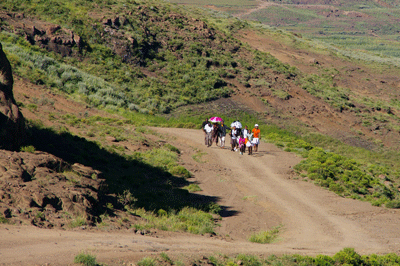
[251,124,261,152]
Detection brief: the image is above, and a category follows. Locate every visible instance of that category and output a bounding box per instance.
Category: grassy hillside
[0,0,296,114]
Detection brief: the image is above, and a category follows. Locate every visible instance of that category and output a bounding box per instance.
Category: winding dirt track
[234,0,335,19]
[1,128,400,265]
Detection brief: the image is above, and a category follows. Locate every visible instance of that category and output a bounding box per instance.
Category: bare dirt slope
[2,128,400,265]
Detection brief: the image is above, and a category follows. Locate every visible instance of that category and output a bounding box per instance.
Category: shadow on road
[25,124,238,218]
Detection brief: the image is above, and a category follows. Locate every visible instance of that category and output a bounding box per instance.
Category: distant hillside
[171,0,400,58]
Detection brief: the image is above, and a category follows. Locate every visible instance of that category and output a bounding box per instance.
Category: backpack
[236,128,242,136]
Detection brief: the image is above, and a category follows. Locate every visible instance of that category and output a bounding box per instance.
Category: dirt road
[1,128,400,265]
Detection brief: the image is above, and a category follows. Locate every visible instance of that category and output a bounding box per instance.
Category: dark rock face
[0,150,106,228]
[0,11,83,57]
[0,42,26,150]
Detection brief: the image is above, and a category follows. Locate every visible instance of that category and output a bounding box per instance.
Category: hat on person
[255,124,259,127]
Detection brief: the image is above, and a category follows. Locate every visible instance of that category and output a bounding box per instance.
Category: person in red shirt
[251,124,261,152]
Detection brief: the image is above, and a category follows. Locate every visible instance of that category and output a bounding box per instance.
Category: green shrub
[385,200,400,209]
[333,248,362,265]
[130,207,216,234]
[203,202,222,214]
[74,252,98,266]
[183,184,202,192]
[20,145,36,153]
[163,143,180,154]
[160,252,173,264]
[141,149,178,170]
[137,257,157,266]
[157,209,168,217]
[248,225,281,244]
[0,215,9,224]
[293,146,399,205]
[169,165,191,178]
[117,190,137,207]
[192,249,400,266]
[313,254,335,265]
[362,253,400,265]
[27,103,38,112]
[68,216,87,228]
[35,211,45,220]
[235,254,263,266]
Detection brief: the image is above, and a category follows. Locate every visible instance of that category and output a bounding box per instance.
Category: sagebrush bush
[131,207,216,234]
[74,252,98,266]
[137,257,157,266]
[169,166,191,178]
[20,145,36,153]
[68,216,87,228]
[248,226,281,244]
[0,215,9,224]
[385,199,400,209]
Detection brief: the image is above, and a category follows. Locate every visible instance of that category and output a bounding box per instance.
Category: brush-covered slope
[0,0,296,115]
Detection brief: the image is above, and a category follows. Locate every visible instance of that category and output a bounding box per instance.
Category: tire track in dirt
[208,141,364,252]
[157,128,400,255]
[235,1,279,18]
[234,1,335,19]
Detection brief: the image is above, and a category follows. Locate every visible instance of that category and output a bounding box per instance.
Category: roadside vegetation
[262,124,400,208]
[74,252,100,266]
[139,248,400,266]
[248,225,281,244]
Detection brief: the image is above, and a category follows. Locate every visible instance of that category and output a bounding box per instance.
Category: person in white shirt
[242,125,249,139]
[201,118,209,146]
[218,120,230,149]
[229,126,238,151]
[204,122,213,147]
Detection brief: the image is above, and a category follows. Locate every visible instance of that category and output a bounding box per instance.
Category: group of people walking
[202,118,260,155]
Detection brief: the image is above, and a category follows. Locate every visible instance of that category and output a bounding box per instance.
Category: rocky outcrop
[28,25,84,56]
[0,150,106,228]
[0,42,26,151]
[0,12,83,57]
